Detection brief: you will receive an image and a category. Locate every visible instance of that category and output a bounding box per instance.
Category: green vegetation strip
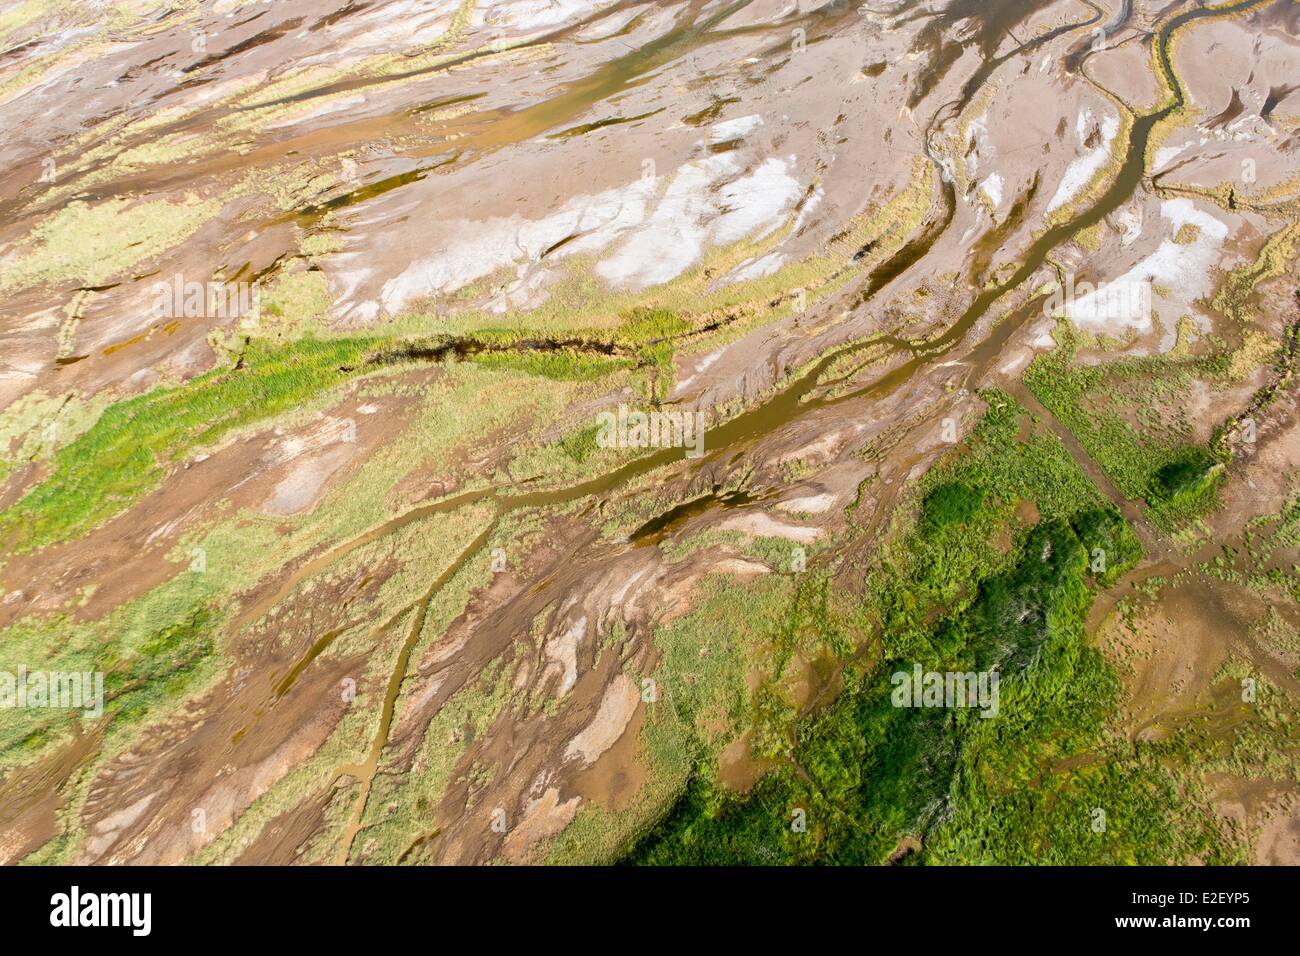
[1,337,377,552]
[0,310,688,553]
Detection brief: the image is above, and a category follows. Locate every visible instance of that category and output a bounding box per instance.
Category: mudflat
[0,0,1297,867]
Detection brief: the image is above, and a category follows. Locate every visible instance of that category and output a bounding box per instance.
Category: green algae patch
[0,389,108,465]
[1022,323,1233,527]
[0,194,221,296]
[620,414,1231,864]
[259,269,334,338]
[575,394,1240,865]
[618,395,1237,868]
[0,337,379,553]
[468,350,633,381]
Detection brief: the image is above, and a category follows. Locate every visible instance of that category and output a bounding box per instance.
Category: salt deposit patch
[718,512,821,544]
[776,493,837,514]
[710,114,764,143]
[677,349,723,390]
[564,674,639,765]
[545,617,587,696]
[261,445,352,517]
[964,115,991,178]
[597,154,801,290]
[478,0,605,32]
[980,173,1003,209]
[725,251,785,283]
[1153,142,1192,171]
[792,184,822,232]
[1063,199,1228,335]
[362,152,802,315]
[376,177,655,314]
[1046,110,1120,213]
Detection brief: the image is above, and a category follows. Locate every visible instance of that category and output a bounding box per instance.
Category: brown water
[333,523,494,864]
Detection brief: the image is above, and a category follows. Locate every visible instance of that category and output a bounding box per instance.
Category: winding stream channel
[301,0,1272,863]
